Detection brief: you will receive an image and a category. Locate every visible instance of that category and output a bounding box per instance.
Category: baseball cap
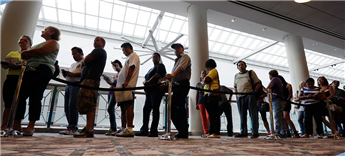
[171,43,184,49]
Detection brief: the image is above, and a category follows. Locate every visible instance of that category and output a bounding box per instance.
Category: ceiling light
[294,0,311,3]
[312,42,317,45]
[231,18,237,22]
[333,49,337,51]
[262,28,267,31]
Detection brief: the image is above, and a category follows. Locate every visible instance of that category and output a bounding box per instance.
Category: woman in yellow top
[203,59,221,138]
[1,35,32,131]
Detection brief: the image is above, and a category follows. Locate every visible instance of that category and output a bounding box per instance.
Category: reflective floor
[1,133,345,155]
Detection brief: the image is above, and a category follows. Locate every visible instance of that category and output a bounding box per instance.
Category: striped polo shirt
[300,86,321,105]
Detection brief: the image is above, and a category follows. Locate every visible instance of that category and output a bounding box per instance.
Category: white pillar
[187,5,209,136]
[283,34,309,93]
[1,0,42,116]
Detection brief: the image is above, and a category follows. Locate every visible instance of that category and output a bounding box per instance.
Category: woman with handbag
[203,59,221,138]
[195,70,210,137]
[135,53,166,137]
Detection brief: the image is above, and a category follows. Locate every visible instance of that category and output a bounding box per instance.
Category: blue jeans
[65,85,80,131]
[298,110,305,135]
[236,95,259,135]
[272,98,286,135]
[107,93,117,130]
[140,91,164,134]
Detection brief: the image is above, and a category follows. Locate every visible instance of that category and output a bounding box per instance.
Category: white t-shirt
[115,52,140,102]
[66,60,83,82]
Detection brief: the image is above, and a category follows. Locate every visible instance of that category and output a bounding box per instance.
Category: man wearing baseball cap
[166,43,191,139]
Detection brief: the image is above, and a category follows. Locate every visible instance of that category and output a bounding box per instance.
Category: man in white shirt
[115,43,140,137]
[59,47,84,135]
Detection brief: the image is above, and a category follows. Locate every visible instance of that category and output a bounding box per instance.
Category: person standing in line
[104,60,122,135]
[278,75,300,138]
[266,70,286,138]
[73,36,107,138]
[15,26,60,136]
[218,85,233,137]
[233,61,260,138]
[135,53,166,137]
[166,43,191,139]
[115,43,140,137]
[195,70,210,138]
[332,80,345,134]
[1,35,32,131]
[294,81,307,136]
[59,47,84,135]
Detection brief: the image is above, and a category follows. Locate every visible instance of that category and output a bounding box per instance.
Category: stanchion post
[266,89,279,140]
[159,81,175,140]
[47,86,58,128]
[1,60,28,137]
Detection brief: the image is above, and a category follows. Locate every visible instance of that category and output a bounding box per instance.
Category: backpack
[248,70,264,99]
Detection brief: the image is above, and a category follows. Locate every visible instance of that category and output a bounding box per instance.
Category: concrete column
[283,34,309,93]
[1,0,42,116]
[187,4,209,136]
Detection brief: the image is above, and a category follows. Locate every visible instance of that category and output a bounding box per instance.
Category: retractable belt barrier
[1,61,331,139]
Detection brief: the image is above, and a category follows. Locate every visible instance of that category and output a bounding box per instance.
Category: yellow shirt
[5,51,22,75]
[204,68,219,95]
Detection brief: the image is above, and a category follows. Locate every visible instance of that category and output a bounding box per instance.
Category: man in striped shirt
[298,77,323,138]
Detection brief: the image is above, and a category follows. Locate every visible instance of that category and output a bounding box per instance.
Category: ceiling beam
[308,60,345,72]
[142,11,164,46]
[233,41,278,64]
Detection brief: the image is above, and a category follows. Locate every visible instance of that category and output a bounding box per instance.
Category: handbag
[257,102,270,112]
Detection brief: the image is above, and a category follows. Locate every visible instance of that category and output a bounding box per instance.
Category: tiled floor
[1,133,345,155]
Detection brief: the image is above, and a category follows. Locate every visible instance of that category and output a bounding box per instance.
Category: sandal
[23,131,34,136]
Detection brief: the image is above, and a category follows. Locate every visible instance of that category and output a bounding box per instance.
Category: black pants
[140,91,164,133]
[219,101,233,135]
[15,65,52,121]
[2,75,19,108]
[171,80,190,136]
[205,95,221,135]
[305,104,324,135]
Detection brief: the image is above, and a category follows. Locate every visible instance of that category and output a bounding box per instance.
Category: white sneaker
[115,128,134,137]
[59,129,76,135]
[111,129,123,136]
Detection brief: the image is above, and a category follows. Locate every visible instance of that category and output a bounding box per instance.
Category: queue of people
[2,29,345,140]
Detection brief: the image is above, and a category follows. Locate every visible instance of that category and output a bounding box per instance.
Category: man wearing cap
[166,43,191,139]
[59,47,84,135]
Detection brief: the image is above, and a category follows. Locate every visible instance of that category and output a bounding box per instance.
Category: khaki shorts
[77,79,99,114]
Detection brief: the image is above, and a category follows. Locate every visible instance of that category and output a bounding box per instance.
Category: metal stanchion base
[1,129,22,137]
[265,135,281,140]
[326,135,340,139]
[158,133,176,140]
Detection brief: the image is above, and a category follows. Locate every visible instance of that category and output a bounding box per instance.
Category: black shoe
[228,133,233,137]
[279,134,287,138]
[73,128,94,138]
[148,132,158,137]
[234,134,248,138]
[134,131,148,136]
[286,132,291,137]
[175,133,188,139]
[250,134,259,139]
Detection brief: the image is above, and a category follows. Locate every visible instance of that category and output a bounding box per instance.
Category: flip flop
[23,131,34,136]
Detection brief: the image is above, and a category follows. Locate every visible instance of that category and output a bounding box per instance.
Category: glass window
[133,25,147,38]
[86,0,99,16]
[43,6,57,21]
[124,8,138,24]
[226,34,238,44]
[99,1,112,19]
[122,23,135,35]
[158,30,168,42]
[114,0,127,6]
[86,15,98,29]
[170,19,183,33]
[111,20,123,34]
[220,45,230,54]
[112,5,126,21]
[98,18,111,31]
[209,29,221,41]
[233,36,246,46]
[139,6,152,12]
[218,31,229,43]
[43,0,55,7]
[72,12,84,26]
[71,0,85,13]
[147,12,158,27]
[127,3,139,9]
[241,37,253,48]
[180,22,188,35]
[160,16,173,31]
[57,0,70,10]
[212,43,222,52]
[166,32,178,43]
[58,9,71,24]
[136,10,150,26]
